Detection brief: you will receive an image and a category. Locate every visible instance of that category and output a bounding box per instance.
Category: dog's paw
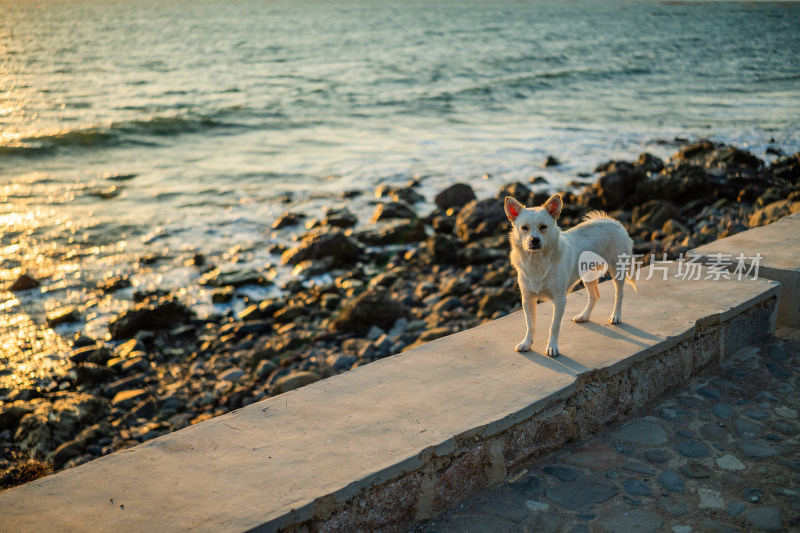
[608,314,621,324]
[515,339,532,352]
[572,314,590,323]
[545,343,560,357]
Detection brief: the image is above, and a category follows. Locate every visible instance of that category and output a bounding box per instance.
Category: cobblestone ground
[415,331,800,533]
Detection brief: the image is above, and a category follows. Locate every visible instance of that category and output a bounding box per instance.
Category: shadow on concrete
[578,322,655,349]
[519,351,589,376]
[614,323,663,343]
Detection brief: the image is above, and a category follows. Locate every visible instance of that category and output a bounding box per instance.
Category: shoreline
[1,139,799,490]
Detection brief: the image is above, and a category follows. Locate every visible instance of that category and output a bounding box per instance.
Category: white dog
[505,194,636,357]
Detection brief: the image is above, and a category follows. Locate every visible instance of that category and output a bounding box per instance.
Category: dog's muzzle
[525,237,542,251]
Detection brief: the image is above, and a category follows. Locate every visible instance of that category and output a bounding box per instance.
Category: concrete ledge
[693,212,800,327]
[0,266,780,532]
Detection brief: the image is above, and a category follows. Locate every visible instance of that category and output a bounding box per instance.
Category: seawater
[1,0,799,388]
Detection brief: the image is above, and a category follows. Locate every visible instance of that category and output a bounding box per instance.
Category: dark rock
[124,396,157,421]
[376,185,424,206]
[769,421,798,436]
[455,198,508,242]
[624,479,652,496]
[14,393,108,457]
[636,153,665,173]
[0,402,35,432]
[331,287,409,336]
[545,480,617,511]
[497,182,532,204]
[678,395,705,407]
[324,208,358,228]
[543,155,560,167]
[744,408,769,421]
[676,441,710,458]
[9,274,39,292]
[273,371,321,394]
[371,202,416,222]
[459,242,508,266]
[103,373,146,397]
[435,183,476,210]
[734,419,762,438]
[746,506,783,532]
[749,199,800,228]
[46,307,80,327]
[735,439,788,459]
[632,200,681,230]
[706,145,763,172]
[356,219,426,246]
[700,423,728,443]
[272,211,305,229]
[727,501,746,517]
[596,162,645,210]
[643,450,671,464]
[613,420,668,446]
[202,268,270,288]
[621,463,654,476]
[108,299,194,340]
[697,387,720,399]
[281,229,362,268]
[656,470,685,493]
[712,403,734,419]
[635,163,710,203]
[770,152,800,182]
[74,364,115,385]
[679,461,712,478]
[111,389,148,409]
[211,287,235,303]
[430,213,456,234]
[69,345,112,365]
[52,439,84,469]
[477,289,518,318]
[542,465,580,482]
[767,346,788,361]
[743,488,763,503]
[421,235,460,265]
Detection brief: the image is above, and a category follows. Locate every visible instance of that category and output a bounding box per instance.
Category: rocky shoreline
[1,140,798,490]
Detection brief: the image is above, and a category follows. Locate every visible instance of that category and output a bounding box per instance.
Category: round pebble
[676,441,710,458]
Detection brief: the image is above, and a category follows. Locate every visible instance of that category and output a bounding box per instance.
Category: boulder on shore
[281,229,363,268]
[435,183,476,211]
[108,298,194,340]
[455,198,508,242]
[331,287,409,336]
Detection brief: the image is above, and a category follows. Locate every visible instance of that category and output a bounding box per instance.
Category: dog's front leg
[515,290,537,352]
[546,295,566,357]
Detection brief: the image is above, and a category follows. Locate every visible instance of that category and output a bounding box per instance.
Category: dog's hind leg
[546,294,566,357]
[609,275,624,324]
[572,279,599,323]
[515,290,537,352]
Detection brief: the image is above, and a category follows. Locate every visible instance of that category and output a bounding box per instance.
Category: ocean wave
[0,114,239,157]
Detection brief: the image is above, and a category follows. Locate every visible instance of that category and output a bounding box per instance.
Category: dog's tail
[583,210,611,221]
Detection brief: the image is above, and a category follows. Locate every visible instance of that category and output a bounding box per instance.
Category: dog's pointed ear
[542,194,563,219]
[505,196,524,222]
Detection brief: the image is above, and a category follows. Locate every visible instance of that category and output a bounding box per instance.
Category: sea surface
[1,0,799,388]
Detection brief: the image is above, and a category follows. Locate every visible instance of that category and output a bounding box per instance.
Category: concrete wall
[0,262,780,533]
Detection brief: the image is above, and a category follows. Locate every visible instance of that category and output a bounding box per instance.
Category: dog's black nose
[532,237,541,246]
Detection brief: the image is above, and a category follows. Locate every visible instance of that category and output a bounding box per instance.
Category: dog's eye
[539,224,548,230]
[520,225,529,231]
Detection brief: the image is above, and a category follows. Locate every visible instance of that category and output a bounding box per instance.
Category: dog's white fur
[505,194,636,357]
